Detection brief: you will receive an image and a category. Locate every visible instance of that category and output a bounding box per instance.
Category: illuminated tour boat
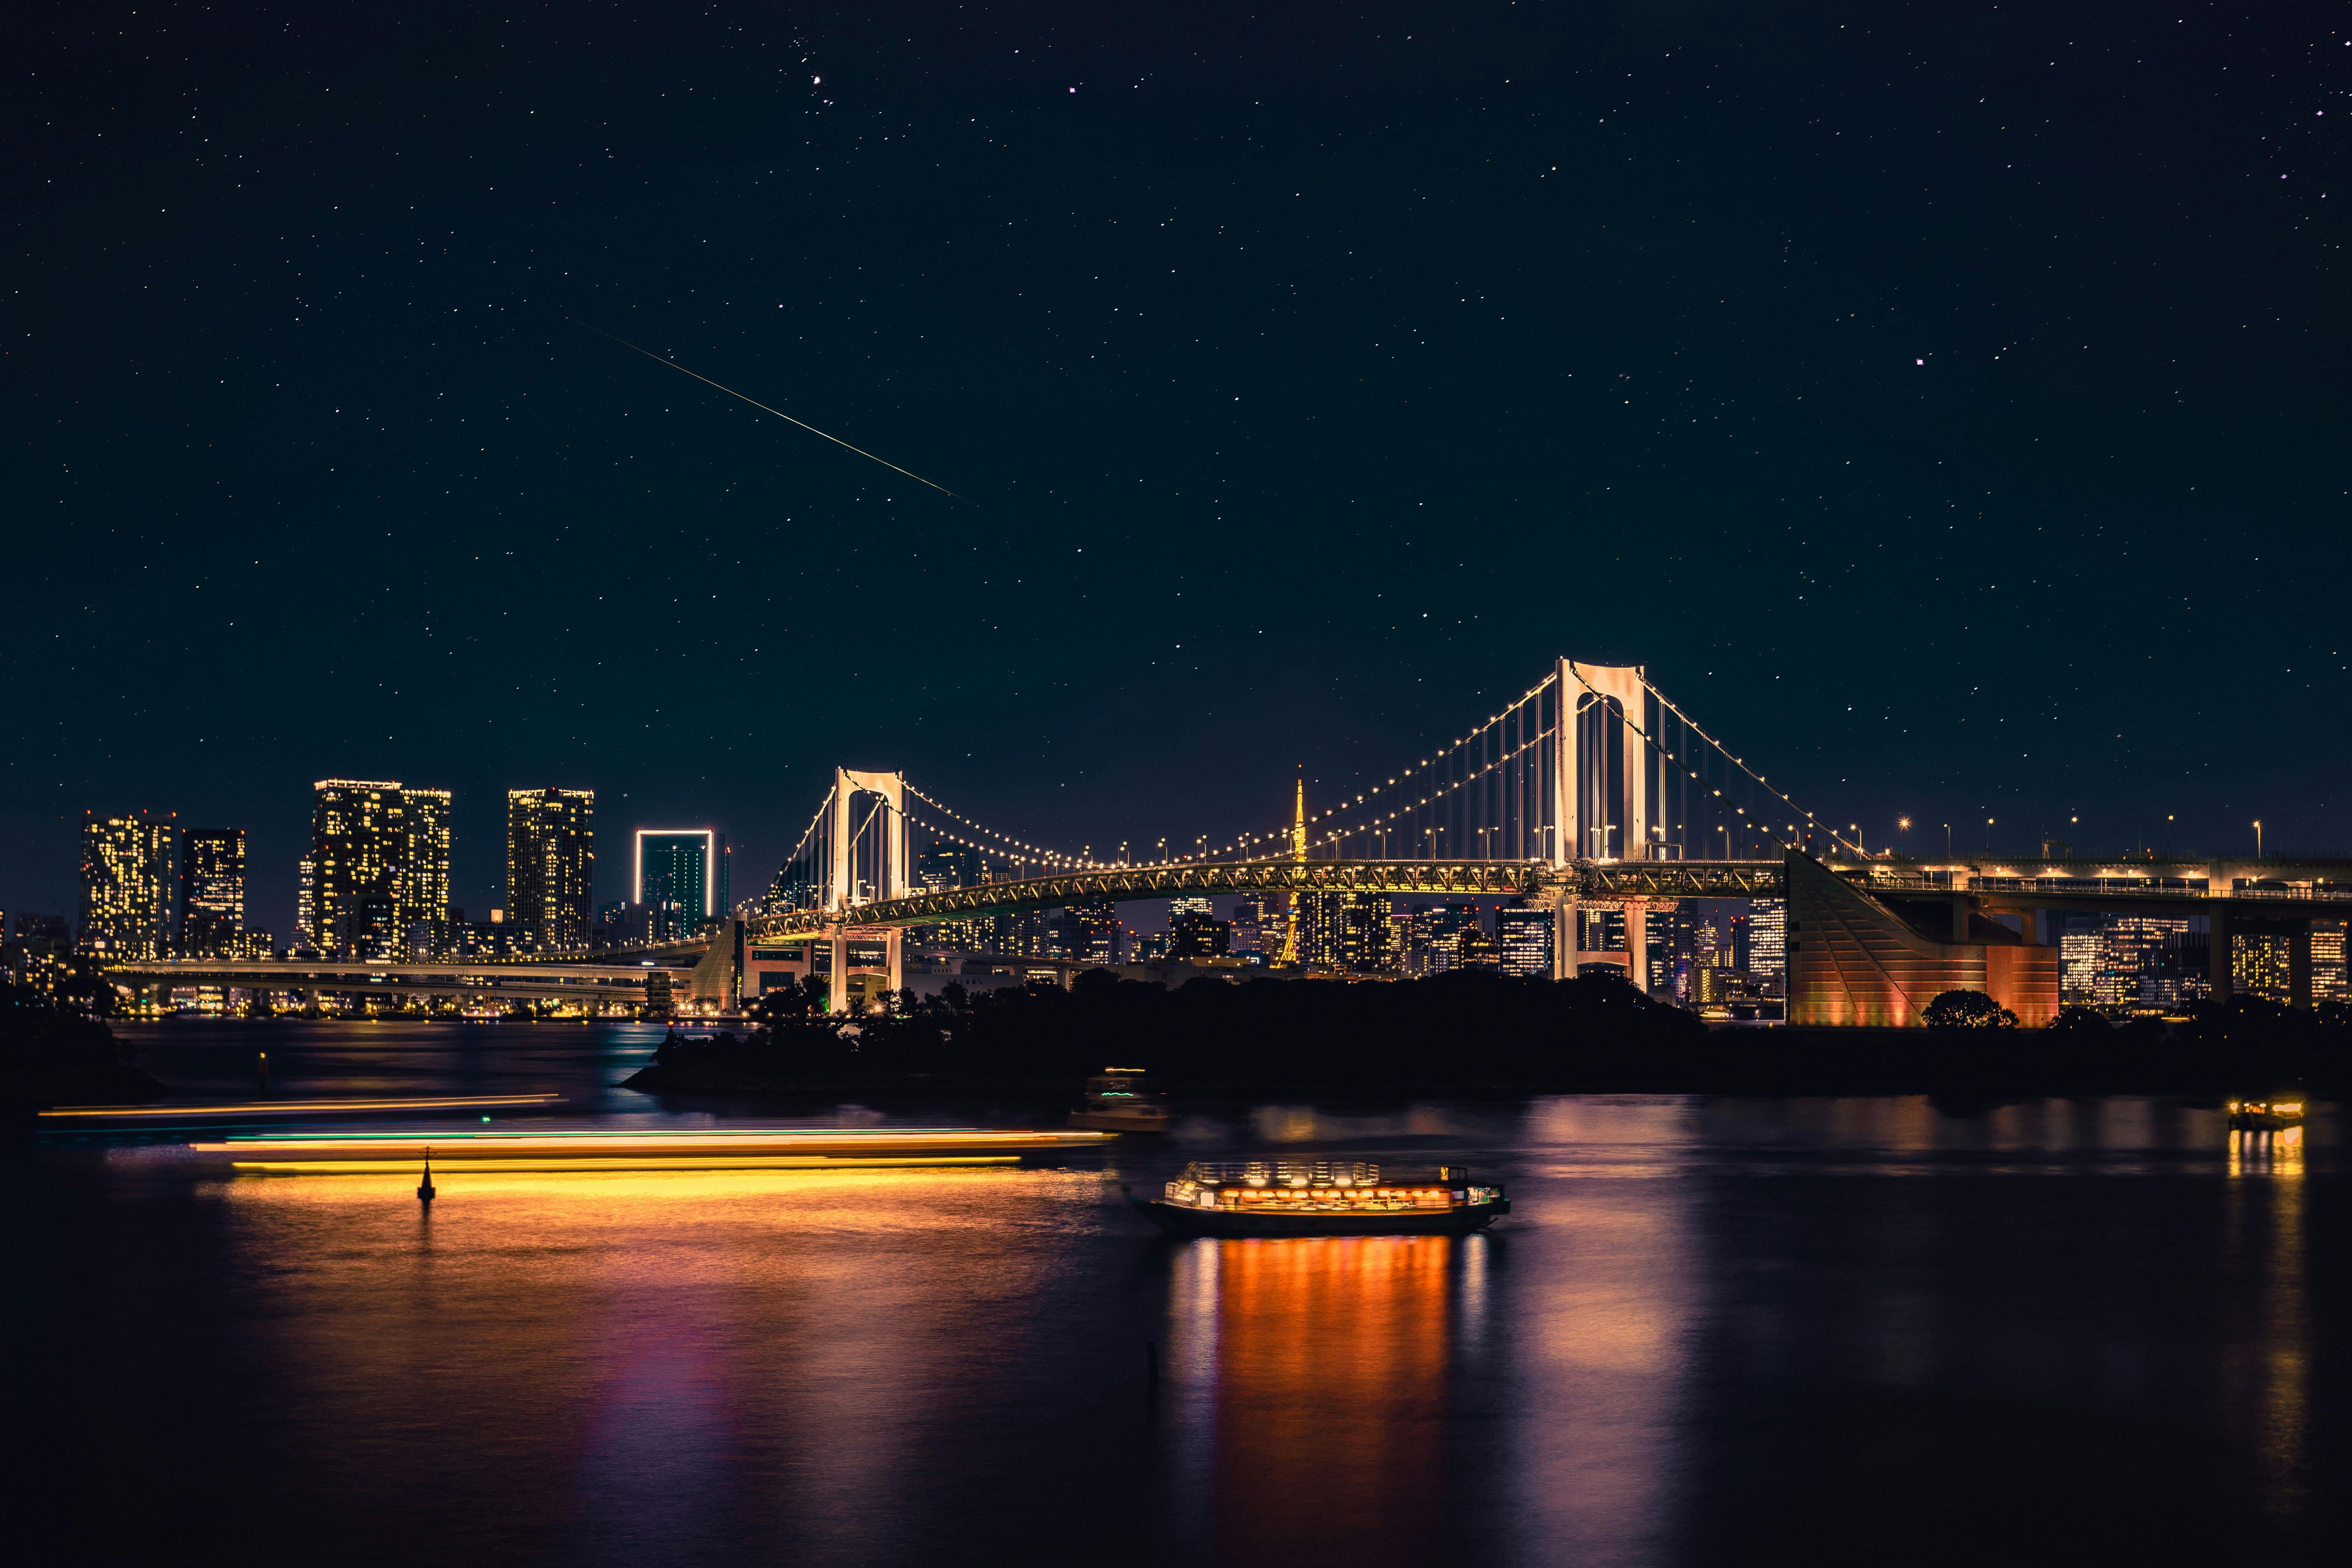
[2226,1094,2305,1132]
[1069,1067,1173,1133]
[1128,1160,1509,1237]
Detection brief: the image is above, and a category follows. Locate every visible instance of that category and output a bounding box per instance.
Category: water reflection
[25,1073,2336,1566]
[1165,1236,1458,1563]
[2225,1128,2309,1526]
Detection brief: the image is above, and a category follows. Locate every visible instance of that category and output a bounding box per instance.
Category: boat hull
[1070,1111,1171,1132]
[1129,1191,1508,1237]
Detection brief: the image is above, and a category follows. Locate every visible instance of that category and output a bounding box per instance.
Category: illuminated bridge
[121,657,2350,1027]
[647,656,2352,1026]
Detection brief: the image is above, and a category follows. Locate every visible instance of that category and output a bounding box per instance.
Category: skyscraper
[507,788,595,952]
[1338,892,1394,973]
[1497,903,1554,977]
[311,779,452,959]
[916,841,984,892]
[637,829,726,927]
[2234,933,2290,1003]
[1417,903,1480,973]
[1171,909,1232,958]
[403,787,452,933]
[1296,892,1347,967]
[2314,922,2348,1003]
[80,811,178,958]
[295,856,317,952]
[2060,917,2106,1006]
[1747,898,1786,995]
[1068,897,1121,965]
[179,828,246,957]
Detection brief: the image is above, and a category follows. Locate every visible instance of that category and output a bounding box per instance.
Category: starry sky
[6,1,2347,929]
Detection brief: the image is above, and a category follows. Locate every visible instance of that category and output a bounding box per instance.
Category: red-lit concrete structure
[1786,852,2061,1027]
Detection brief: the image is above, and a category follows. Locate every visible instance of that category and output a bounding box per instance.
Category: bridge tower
[1551,659,1654,992]
[825,768,910,1014]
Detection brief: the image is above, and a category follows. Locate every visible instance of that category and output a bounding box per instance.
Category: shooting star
[573,319,968,503]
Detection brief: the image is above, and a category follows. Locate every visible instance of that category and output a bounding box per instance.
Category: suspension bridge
[111,656,2352,1026]
[668,656,2346,1027]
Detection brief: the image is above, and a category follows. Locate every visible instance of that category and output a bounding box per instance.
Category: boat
[1125,1159,1509,1237]
[1069,1067,1173,1133]
[2227,1094,2306,1131]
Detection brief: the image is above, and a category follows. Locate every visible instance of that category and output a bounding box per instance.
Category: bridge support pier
[1625,902,1649,995]
[1550,888,1578,982]
[828,929,849,1016]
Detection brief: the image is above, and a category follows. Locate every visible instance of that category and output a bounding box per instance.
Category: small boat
[1069,1067,1173,1133]
[2228,1094,2306,1131]
[1126,1160,1509,1237]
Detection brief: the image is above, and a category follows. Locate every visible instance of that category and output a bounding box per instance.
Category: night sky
[7,2,2347,930]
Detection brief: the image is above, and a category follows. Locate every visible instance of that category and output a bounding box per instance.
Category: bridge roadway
[743,852,2352,940]
[109,853,2352,1007]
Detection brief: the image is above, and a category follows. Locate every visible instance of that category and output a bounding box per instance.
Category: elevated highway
[107,957,695,1009]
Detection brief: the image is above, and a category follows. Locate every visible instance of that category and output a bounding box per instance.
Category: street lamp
[1943,823,1952,858]
[1898,817,1911,858]
[2254,820,2264,858]
[1985,816,1995,851]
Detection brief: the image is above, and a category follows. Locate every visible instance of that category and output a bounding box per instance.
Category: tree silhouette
[1922,989,2019,1030]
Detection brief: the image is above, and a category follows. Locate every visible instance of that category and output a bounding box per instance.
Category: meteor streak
[573,319,967,502]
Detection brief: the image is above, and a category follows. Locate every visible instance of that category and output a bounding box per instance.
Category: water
[14,1023,2342,1565]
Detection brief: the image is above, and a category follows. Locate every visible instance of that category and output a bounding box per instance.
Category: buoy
[418,1150,436,1205]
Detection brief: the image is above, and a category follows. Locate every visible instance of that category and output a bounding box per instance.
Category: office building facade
[637,829,728,927]
[1497,903,1553,977]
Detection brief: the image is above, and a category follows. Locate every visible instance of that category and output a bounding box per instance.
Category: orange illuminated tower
[1278,774,1306,965]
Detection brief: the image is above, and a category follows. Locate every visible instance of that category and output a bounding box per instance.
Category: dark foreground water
[13,1023,2345,1566]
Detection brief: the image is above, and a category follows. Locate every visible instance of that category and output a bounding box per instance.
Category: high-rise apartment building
[178,828,246,957]
[311,780,452,960]
[507,788,595,952]
[1295,892,1346,968]
[402,787,452,936]
[637,830,728,927]
[1338,893,1394,973]
[2234,933,2291,1003]
[80,811,179,958]
[294,856,317,952]
[1285,891,1401,971]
